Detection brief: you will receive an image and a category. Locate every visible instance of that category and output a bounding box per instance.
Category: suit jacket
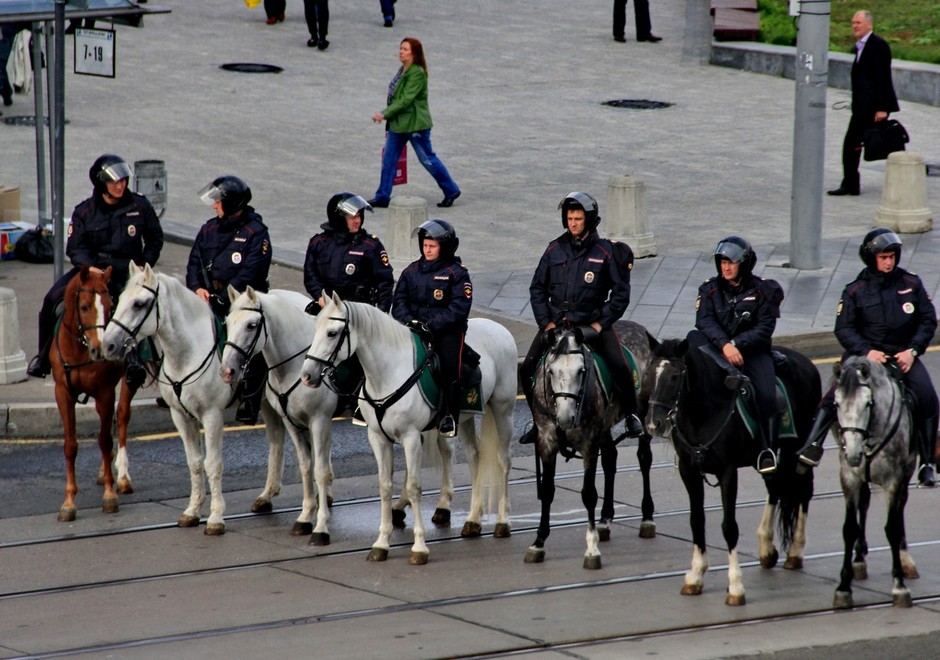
[851,33,899,120]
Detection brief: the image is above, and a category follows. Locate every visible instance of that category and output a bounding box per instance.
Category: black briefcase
[863,119,909,162]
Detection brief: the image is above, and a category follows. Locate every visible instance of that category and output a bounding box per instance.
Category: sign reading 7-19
[74,28,116,78]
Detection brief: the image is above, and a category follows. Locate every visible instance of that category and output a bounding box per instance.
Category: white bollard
[0,287,28,384]
[605,175,656,257]
[874,152,933,233]
[387,195,428,272]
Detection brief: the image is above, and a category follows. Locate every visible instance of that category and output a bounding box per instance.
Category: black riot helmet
[198,175,252,216]
[859,227,902,269]
[558,191,600,232]
[413,219,459,260]
[714,236,757,278]
[324,192,373,231]
[89,154,132,194]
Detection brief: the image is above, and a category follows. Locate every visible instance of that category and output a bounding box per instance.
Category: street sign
[73,28,115,78]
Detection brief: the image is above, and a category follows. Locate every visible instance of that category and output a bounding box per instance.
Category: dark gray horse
[524,320,657,569]
[832,356,919,609]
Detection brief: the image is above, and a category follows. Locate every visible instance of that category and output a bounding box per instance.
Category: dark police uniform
[304,227,394,312]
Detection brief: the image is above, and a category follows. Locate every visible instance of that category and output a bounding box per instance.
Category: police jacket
[186,208,271,296]
[529,230,632,330]
[67,190,163,293]
[835,266,937,357]
[392,256,471,335]
[695,274,783,353]
[303,227,394,312]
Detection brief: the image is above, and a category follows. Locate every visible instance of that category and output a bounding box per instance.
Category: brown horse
[50,265,138,522]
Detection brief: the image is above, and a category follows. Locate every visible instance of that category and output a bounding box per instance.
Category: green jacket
[382,65,433,134]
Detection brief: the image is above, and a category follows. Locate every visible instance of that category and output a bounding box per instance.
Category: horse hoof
[583,555,602,570]
[392,509,407,529]
[903,565,919,580]
[291,521,313,536]
[102,497,119,514]
[833,591,853,609]
[760,549,779,569]
[204,523,226,536]
[367,547,389,562]
[117,478,134,495]
[57,507,77,522]
[524,548,545,564]
[431,507,451,527]
[493,523,512,538]
[409,551,429,566]
[783,556,804,571]
[598,525,611,543]
[461,521,482,538]
[893,590,913,608]
[309,532,330,547]
[638,521,656,539]
[852,562,868,581]
[250,498,273,514]
[725,593,746,607]
[680,584,703,596]
[178,514,200,528]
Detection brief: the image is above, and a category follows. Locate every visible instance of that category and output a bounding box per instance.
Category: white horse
[102,263,284,535]
[220,286,339,545]
[300,292,516,564]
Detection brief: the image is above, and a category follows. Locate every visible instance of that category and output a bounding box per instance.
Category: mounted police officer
[689,236,783,475]
[798,228,938,487]
[392,219,471,438]
[28,154,164,384]
[185,175,272,425]
[519,191,643,445]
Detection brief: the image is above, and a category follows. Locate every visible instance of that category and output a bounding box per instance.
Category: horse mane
[549,331,579,359]
[343,300,413,354]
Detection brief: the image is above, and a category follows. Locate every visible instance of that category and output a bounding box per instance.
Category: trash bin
[134,160,167,219]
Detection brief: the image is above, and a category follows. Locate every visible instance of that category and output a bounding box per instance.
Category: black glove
[305,300,322,316]
[407,319,432,342]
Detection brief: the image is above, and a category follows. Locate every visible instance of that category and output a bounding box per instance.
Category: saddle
[734,376,798,441]
[410,331,485,416]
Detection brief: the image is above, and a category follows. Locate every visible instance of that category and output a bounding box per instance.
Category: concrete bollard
[0,287,28,384]
[605,175,656,257]
[874,152,933,233]
[387,195,428,272]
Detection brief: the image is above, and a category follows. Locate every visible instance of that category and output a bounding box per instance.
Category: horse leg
[678,458,708,596]
[486,398,515,538]
[251,403,285,513]
[784,506,808,570]
[285,425,314,536]
[719,467,745,606]
[582,448,602,570]
[525,451,556,564]
[636,431,656,539]
[55,385,79,522]
[202,412,227,535]
[853,482,871,580]
[367,430,394,562]
[308,415,334,546]
[114,378,135,495]
[756,499,779,569]
[432,434,454,528]
[94,389,119,514]
[887,483,913,607]
[897,483,918,579]
[391,472,410,530]
[401,431,429,564]
[834,495,861,609]
[172,410,207,529]
[597,440,617,542]
[461,420,484,537]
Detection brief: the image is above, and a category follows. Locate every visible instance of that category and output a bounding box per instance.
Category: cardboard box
[0,221,34,260]
[0,186,22,222]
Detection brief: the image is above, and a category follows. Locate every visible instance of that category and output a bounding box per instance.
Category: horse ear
[228,284,241,304]
[859,362,870,380]
[677,339,689,356]
[331,291,342,307]
[102,266,112,282]
[129,261,142,277]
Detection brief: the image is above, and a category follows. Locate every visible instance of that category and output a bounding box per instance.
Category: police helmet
[558,192,600,232]
[89,154,132,194]
[324,193,373,231]
[413,219,459,260]
[198,176,252,216]
[713,236,757,278]
[859,227,902,269]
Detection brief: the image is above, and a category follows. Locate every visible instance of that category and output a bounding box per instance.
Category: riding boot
[698,341,748,390]
[236,355,266,425]
[519,359,538,445]
[27,318,56,378]
[615,383,644,439]
[123,346,147,390]
[797,402,837,469]
[438,381,460,438]
[916,415,937,488]
[757,415,779,475]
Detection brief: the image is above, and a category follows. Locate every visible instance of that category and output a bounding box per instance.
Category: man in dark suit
[613,0,661,43]
[829,10,899,196]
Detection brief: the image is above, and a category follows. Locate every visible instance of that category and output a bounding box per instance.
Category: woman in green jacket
[370,37,461,209]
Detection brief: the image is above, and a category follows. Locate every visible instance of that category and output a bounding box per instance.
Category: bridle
[834,371,905,466]
[304,312,352,390]
[536,338,591,430]
[108,281,160,354]
[71,285,110,349]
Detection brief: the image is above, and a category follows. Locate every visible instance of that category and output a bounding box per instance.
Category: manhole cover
[219,63,283,74]
[602,99,673,110]
[1,115,68,126]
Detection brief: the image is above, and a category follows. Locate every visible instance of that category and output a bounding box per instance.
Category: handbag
[863,119,909,162]
[393,145,408,186]
[14,226,54,263]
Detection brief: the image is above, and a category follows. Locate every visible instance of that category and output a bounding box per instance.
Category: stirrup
[624,413,644,438]
[757,449,778,475]
[439,414,457,438]
[519,423,537,445]
[351,407,368,427]
[798,443,824,468]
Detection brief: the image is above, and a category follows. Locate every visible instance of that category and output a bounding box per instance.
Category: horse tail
[478,404,505,514]
[775,462,809,550]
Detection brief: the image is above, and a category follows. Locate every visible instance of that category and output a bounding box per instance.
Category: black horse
[646,339,820,604]
[524,320,658,569]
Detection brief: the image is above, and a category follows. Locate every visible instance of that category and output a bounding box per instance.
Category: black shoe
[27,355,48,379]
[798,443,824,468]
[724,372,747,391]
[439,414,457,438]
[318,39,329,50]
[827,186,860,196]
[125,363,146,389]
[437,192,461,208]
[757,449,778,475]
[613,35,626,43]
[637,34,662,42]
[519,425,537,445]
[236,400,259,425]
[625,413,644,438]
[155,396,171,409]
[307,37,318,47]
[368,197,390,208]
[917,463,936,488]
[384,19,393,27]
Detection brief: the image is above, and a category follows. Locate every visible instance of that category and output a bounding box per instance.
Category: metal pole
[51,0,66,281]
[31,23,49,233]
[682,0,712,67]
[789,0,831,270]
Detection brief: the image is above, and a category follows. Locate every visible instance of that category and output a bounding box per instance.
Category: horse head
[542,331,590,431]
[644,338,687,437]
[64,264,114,361]
[220,286,266,386]
[103,262,159,361]
[833,357,878,468]
[301,291,354,388]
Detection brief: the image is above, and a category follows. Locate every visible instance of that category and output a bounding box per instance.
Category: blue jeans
[379,0,395,21]
[374,129,460,202]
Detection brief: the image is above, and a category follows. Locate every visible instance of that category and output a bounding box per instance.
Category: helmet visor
[714,240,748,264]
[557,191,596,212]
[864,230,902,256]
[412,219,452,241]
[336,195,373,218]
[99,161,133,183]
[198,182,224,207]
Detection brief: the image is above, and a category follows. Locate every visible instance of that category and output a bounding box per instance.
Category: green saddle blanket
[413,333,484,414]
[735,378,798,440]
